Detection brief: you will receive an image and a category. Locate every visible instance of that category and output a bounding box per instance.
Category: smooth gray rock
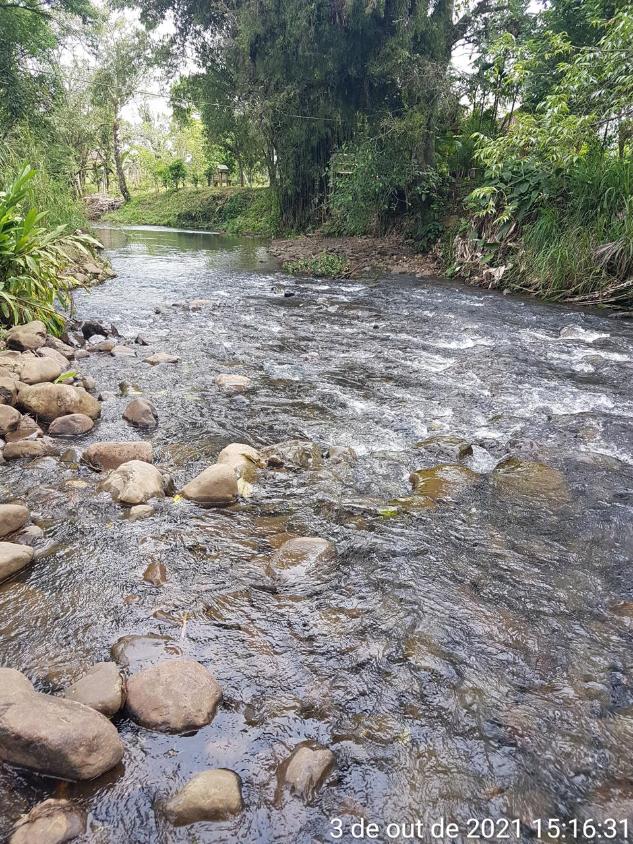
[163,770,243,826]
[63,662,125,717]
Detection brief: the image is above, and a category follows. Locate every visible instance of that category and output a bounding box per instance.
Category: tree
[90,24,155,201]
[133,0,525,228]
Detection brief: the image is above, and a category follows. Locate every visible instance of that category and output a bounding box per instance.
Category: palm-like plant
[0,165,101,334]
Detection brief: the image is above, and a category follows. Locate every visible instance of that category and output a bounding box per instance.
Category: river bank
[1,224,633,841]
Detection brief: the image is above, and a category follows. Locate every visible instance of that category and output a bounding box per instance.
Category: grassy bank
[104,186,280,237]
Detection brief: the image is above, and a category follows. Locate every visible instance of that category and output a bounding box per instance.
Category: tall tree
[90,25,154,201]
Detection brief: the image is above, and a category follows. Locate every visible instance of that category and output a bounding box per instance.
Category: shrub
[283,253,350,278]
[0,165,100,333]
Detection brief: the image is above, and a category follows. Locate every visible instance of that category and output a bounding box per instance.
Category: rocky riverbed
[0,224,632,842]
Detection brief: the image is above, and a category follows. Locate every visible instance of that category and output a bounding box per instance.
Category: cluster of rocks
[1,318,340,839]
[2,654,336,839]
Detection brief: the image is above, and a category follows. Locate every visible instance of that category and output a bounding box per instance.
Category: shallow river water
[2,225,633,843]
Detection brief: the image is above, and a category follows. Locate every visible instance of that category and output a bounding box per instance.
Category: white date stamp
[329,816,630,840]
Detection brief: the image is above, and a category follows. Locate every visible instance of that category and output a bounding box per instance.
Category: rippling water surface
[1,225,633,842]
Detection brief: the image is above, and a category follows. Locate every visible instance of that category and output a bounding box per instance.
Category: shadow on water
[1,224,633,842]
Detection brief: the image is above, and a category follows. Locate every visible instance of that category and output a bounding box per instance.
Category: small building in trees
[212,164,231,187]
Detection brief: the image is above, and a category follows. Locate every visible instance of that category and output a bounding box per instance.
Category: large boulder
[279,743,335,802]
[9,798,86,844]
[0,504,30,538]
[18,357,64,385]
[83,441,153,471]
[0,542,34,583]
[37,346,70,368]
[0,405,21,436]
[0,667,124,780]
[123,398,158,429]
[126,659,222,733]
[181,464,238,506]
[17,383,100,422]
[101,460,165,505]
[3,439,56,460]
[48,414,94,437]
[63,662,125,717]
[216,443,262,480]
[163,770,243,826]
[6,321,47,351]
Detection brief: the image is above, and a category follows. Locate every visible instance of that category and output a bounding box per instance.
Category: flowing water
[1,225,633,843]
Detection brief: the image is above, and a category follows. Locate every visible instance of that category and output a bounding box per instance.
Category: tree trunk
[113,117,130,202]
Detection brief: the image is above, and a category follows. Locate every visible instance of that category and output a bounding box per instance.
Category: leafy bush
[0,165,100,333]
[283,253,350,278]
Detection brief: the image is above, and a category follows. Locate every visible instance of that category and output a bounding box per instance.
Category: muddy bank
[270,233,438,278]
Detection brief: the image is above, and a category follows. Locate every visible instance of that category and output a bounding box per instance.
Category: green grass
[283,253,351,278]
[105,186,280,237]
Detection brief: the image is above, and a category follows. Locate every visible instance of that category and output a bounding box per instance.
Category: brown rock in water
[260,439,323,469]
[143,560,167,586]
[126,659,222,733]
[216,443,262,480]
[9,798,86,844]
[271,537,336,571]
[4,414,42,442]
[409,463,479,502]
[63,662,125,717]
[143,351,180,365]
[18,356,64,385]
[100,460,165,505]
[163,770,243,826]
[0,667,124,780]
[6,321,47,351]
[123,398,158,429]
[91,339,115,352]
[48,413,94,437]
[279,742,335,803]
[128,504,154,521]
[110,634,176,669]
[0,405,21,435]
[0,504,29,538]
[181,463,238,506]
[83,441,153,471]
[214,373,250,393]
[0,542,34,583]
[110,344,136,358]
[492,458,569,503]
[17,383,100,422]
[3,439,56,460]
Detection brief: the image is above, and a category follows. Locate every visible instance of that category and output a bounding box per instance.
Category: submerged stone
[409,463,479,502]
[9,798,86,844]
[492,458,569,503]
[279,742,335,803]
[163,770,243,826]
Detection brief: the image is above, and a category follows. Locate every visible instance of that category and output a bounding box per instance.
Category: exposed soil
[270,233,439,278]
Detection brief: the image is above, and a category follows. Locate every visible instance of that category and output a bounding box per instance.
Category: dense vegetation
[1,0,632,308]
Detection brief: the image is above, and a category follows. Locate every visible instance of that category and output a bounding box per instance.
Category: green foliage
[164,159,187,190]
[455,7,633,305]
[325,115,450,247]
[0,166,99,333]
[283,253,350,278]
[105,186,280,237]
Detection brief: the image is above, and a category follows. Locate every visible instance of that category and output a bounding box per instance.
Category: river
[1,225,633,842]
